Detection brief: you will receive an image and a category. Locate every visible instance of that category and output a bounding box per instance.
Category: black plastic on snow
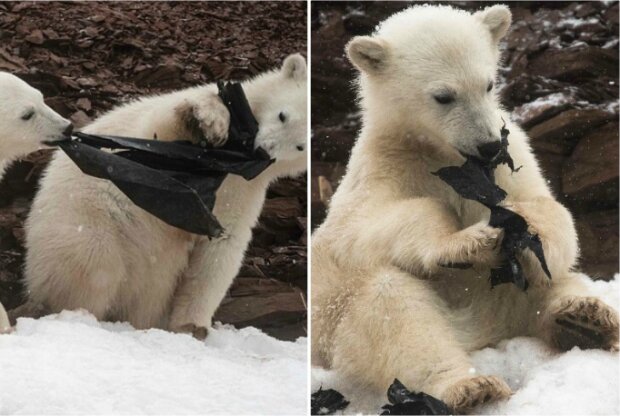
[54,81,273,237]
[380,379,452,415]
[433,123,551,291]
[310,380,451,415]
[311,387,350,415]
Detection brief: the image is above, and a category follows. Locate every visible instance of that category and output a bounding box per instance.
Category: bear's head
[244,53,307,178]
[346,5,512,161]
[0,72,72,159]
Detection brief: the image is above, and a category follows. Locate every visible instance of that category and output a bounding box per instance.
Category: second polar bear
[23,54,307,337]
[0,72,72,333]
[311,5,618,413]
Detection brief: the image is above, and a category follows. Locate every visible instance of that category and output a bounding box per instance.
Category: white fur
[312,5,618,413]
[0,72,71,333]
[22,54,307,336]
[0,72,71,176]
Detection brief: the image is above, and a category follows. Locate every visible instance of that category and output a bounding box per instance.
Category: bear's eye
[21,110,35,121]
[487,81,494,92]
[433,93,455,105]
[278,112,287,123]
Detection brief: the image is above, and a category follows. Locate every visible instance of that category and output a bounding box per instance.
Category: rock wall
[311,1,619,280]
[0,1,307,340]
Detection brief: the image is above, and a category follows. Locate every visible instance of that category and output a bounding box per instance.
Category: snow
[312,274,620,415]
[513,91,619,126]
[0,312,307,414]
[556,17,599,29]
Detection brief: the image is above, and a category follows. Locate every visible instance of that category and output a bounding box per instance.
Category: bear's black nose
[63,123,74,137]
[296,145,305,151]
[477,141,501,162]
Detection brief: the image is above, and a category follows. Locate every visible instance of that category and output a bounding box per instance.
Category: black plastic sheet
[433,124,551,291]
[380,379,452,415]
[54,82,273,237]
[311,387,350,415]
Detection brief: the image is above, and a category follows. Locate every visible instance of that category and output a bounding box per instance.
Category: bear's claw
[550,296,619,351]
[173,323,209,340]
[452,222,503,267]
[442,375,512,413]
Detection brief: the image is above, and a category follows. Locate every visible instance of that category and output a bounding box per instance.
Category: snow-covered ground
[0,313,307,414]
[312,274,620,415]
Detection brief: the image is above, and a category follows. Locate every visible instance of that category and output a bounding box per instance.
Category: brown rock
[267,177,307,200]
[134,63,183,88]
[575,209,619,280]
[76,77,98,88]
[261,197,304,218]
[0,49,27,72]
[535,151,566,199]
[562,122,619,204]
[214,278,306,336]
[70,110,92,128]
[528,108,616,155]
[76,98,92,112]
[528,47,618,81]
[574,2,597,18]
[25,29,45,45]
[512,94,575,129]
[257,252,306,288]
[605,3,619,27]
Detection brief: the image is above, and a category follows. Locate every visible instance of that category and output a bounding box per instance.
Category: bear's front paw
[442,375,512,413]
[195,95,230,147]
[171,323,209,340]
[176,95,230,147]
[452,222,503,267]
[548,296,619,351]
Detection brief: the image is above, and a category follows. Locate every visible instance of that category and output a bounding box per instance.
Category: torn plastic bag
[489,205,551,290]
[433,123,551,291]
[311,387,350,415]
[380,379,452,415]
[54,81,273,237]
[310,380,450,415]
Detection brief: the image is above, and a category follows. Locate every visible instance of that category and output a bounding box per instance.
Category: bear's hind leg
[531,273,619,351]
[24,223,127,321]
[332,266,511,413]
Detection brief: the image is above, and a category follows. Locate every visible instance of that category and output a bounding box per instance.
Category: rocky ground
[312,1,619,280]
[0,1,307,340]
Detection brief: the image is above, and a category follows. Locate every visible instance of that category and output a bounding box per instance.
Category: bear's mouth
[42,136,69,146]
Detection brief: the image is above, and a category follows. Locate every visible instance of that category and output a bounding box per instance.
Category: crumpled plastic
[54,81,273,237]
[311,387,350,415]
[433,123,551,291]
[380,379,452,415]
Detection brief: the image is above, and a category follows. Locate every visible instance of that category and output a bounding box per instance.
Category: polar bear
[21,54,306,337]
[0,72,72,176]
[0,72,72,333]
[311,5,618,413]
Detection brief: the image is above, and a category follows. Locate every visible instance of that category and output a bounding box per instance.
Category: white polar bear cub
[0,72,72,176]
[23,54,307,338]
[0,72,72,333]
[311,5,618,413]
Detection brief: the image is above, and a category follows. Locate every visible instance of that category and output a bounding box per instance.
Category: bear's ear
[282,53,306,82]
[346,36,390,75]
[475,5,512,43]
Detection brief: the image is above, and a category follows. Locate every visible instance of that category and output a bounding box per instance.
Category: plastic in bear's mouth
[458,122,521,173]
